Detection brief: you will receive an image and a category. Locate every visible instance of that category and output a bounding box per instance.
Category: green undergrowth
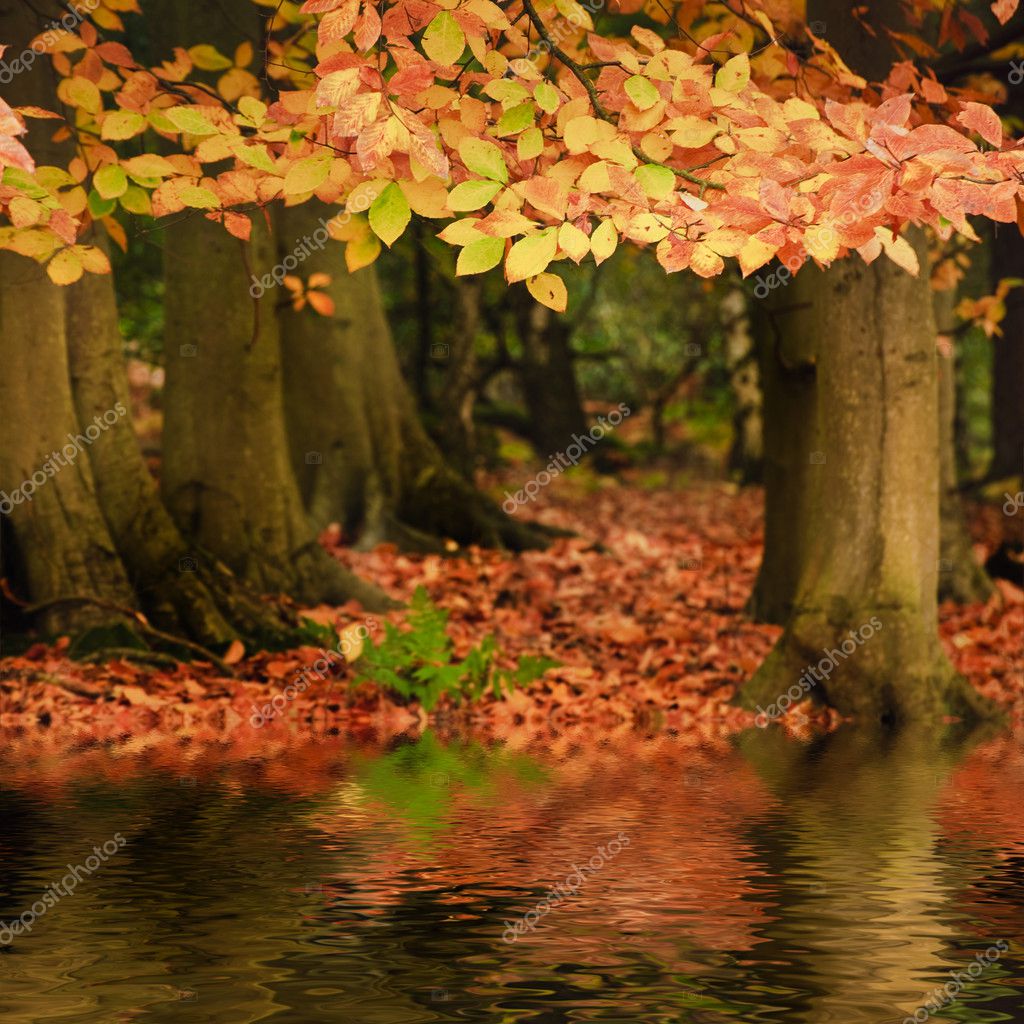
[354,587,558,710]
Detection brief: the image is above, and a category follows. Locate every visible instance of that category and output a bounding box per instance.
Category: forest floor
[1,475,1021,763]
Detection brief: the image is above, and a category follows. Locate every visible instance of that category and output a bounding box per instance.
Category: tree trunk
[933,291,994,604]
[741,0,999,724]
[990,227,1024,480]
[743,231,994,723]
[65,244,299,646]
[511,287,590,458]
[723,287,763,483]
[149,0,390,611]
[0,0,134,636]
[747,280,820,625]
[277,203,552,552]
[160,209,391,610]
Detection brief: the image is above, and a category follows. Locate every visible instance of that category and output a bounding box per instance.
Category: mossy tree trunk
[0,0,134,636]
[743,231,994,723]
[151,0,390,611]
[65,243,299,646]
[741,0,998,724]
[277,204,552,552]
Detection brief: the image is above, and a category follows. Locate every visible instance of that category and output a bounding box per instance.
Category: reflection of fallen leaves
[0,485,1020,758]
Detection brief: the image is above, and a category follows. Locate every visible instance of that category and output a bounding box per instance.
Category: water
[0,726,1022,1023]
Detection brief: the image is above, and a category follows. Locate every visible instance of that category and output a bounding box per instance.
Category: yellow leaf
[527,272,567,312]
[47,248,84,285]
[505,229,557,283]
[590,219,617,265]
[715,53,750,93]
[558,221,590,263]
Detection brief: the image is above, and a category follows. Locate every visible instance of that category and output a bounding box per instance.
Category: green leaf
[178,186,220,209]
[283,155,331,196]
[534,81,560,113]
[458,138,508,183]
[87,190,117,218]
[635,164,675,200]
[422,11,465,65]
[496,101,535,136]
[368,182,412,247]
[164,106,219,137]
[517,127,544,161]
[456,235,504,276]
[625,75,660,111]
[447,179,502,212]
[94,164,128,200]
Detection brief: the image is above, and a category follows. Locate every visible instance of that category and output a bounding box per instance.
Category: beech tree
[1,0,1021,718]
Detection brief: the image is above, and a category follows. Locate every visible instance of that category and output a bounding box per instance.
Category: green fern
[352,587,558,711]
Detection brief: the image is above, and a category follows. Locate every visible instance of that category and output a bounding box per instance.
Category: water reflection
[0,726,1020,1022]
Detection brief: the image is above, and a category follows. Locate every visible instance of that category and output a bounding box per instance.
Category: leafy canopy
[0,0,1022,307]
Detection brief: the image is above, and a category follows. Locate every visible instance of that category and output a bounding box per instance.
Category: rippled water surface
[1,727,1023,1023]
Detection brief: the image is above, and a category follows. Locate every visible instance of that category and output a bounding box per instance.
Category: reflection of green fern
[353,588,558,711]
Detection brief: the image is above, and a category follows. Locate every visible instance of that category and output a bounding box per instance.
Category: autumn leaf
[526,272,568,312]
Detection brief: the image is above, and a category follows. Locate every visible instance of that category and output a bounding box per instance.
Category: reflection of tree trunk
[0,0,133,635]
[723,288,763,483]
[747,283,819,625]
[511,288,589,457]
[278,204,552,552]
[933,291,994,604]
[737,724,996,1024]
[990,228,1024,480]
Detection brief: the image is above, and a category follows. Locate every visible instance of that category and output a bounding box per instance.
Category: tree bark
[933,291,994,604]
[990,227,1024,480]
[741,0,999,723]
[277,203,552,552]
[160,210,391,610]
[743,231,994,723]
[0,0,134,636]
[65,244,300,646]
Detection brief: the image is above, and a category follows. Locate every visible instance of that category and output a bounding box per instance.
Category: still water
[0,726,1022,1023]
